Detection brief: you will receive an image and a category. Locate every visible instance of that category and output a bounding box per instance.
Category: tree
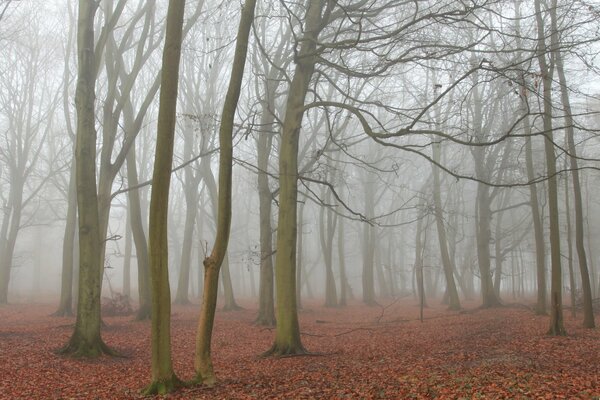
[194,0,256,385]
[550,0,595,329]
[264,0,329,356]
[59,0,115,357]
[143,0,186,394]
[534,0,566,336]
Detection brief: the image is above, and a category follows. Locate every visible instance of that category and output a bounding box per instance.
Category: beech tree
[144,0,186,394]
[194,0,256,386]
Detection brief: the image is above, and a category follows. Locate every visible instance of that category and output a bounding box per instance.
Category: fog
[1,0,599,335]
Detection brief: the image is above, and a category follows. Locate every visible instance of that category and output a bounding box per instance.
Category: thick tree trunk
[265,0,325,357]
[60,0,114,358]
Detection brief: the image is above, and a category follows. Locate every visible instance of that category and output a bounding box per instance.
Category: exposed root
[57,336,121,358]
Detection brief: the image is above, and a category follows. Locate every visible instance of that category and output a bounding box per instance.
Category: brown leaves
[0,300,598,399]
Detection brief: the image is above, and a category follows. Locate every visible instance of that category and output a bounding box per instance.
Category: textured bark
[59,0,114,358]
[195,0,256,384]
[143,0,186,393]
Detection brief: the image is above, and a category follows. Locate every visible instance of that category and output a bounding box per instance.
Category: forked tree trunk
[59,0,114,358]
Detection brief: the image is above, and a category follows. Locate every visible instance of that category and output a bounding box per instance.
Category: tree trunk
[296,200,305,310]
[319,188,338,307]
[55,162,77,316]
[564,166,577,318]
[266,0,326,356]
[432,141,461,310]
[143,0,186,394]
[534,0,566,336]
[255,103,276,325]
[59,0,114,358]
[125,143,152,320]
[194,0,255,385]
[123,208,132,298]
[338,216,348,306]
[475,183,501,307]
[551,2,595,328]
[220,254,240,311]
[174,116,200,305]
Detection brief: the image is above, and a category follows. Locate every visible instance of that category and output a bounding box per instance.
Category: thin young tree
[143,0,186,394]
[194,0,257,385]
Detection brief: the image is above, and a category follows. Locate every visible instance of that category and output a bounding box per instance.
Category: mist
[0,0,599,397]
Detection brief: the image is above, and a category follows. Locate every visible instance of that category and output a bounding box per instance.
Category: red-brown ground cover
[0,299,598,399]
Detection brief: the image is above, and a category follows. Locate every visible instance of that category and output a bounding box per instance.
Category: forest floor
[0,298,598,399]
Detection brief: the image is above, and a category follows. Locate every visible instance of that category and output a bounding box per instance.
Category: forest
[0,0,599,398]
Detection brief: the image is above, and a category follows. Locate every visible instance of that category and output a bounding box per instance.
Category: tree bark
[55,163,77,316]
[194,0,256,385]
[59,0,114,358]
[534,0,566,336]
[143,0,186,394]
[551,2,595,328]
[432,141,461,310]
